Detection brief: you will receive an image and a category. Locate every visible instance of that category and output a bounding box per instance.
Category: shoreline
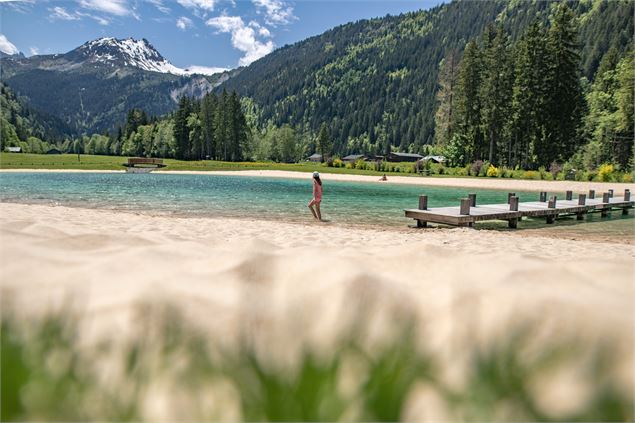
[2,168,634,193]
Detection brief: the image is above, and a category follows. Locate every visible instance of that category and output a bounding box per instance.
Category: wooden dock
[405,189,633,228]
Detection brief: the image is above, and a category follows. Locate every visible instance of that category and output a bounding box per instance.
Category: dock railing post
[417,195,428,227]
[623,189,631,215]
[507,192,516,204]
[418,195,428,210]
[589,189,595,199]
[508,196,519,228]
[601,192,610,217]
[577,193,586,220]
[460,198,471,215]
[509,196,519,211]
[540,192,547,202]
[608,189,614,198]
[546,196,557,224]
[566,190,573,201]
[468,193,476,207]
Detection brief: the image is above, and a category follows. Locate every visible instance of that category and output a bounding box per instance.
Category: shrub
[332,158,343,168]
[470,160,484,176]
[326,157,334,167]
[345,162,353,169]
[597,163,615,182]
[430,163,446,175]
[522,170,540,180]
[623,173,634,183]
[477,161,491,177]
[549,162,563,179]
[538,166,549,180]
[486,165,500,177]
[355,159,366,170]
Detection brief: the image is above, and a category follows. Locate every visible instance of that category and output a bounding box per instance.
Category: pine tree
[173,97,191,160]
[510,22,549,168]
[543,3,584,166]
[479,24,513,165]
[316,123,332,162]
[453,40,483,163]
[201,93,217,160]
[434,50,459,148]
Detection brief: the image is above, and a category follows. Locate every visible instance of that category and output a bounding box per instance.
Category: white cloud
[78,0,129,16]
[252,0,294,26]
[147,0,170,14]
[182,65,228,76]
[49,6,81,21]
[0,34,19,55]
[176,16,194,30]
[29,46,39,56]
[206,15,274,66]
[177,0,215,16]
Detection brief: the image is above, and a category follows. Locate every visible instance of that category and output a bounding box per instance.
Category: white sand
[2,167,634,193]
[1,202,633,419]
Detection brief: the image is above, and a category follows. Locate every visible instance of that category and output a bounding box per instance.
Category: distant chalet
[385,152,423,162]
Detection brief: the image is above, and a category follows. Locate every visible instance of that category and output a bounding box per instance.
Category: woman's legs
[308,199,318,220]
[315,201,322,221]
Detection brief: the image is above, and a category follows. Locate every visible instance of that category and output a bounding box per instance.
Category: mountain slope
[0,38,231,136]
[219,0,633,154]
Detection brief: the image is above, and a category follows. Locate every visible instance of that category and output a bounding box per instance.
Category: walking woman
[308,171,323,221]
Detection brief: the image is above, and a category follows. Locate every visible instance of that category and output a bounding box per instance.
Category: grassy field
[0,153,429,177]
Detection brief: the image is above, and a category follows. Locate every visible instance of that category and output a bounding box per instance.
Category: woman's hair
[314,175,322,186]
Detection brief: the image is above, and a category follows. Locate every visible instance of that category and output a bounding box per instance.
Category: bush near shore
[1,153,634,183]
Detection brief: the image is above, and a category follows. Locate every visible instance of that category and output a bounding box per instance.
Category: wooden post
[566,190,572,201]
[507,192,516,204]
[601,192,610,217]
[459,198,471,215]
[540,192,547,202]
[509,196,519,211]
[608,189,614,198]
[548,196,557,208]
[417,195,428,227]
[625,189,631,201]
[578,193,586,205]
[468,193,477,207]
[589,189,595,199]
[418,195,428,210]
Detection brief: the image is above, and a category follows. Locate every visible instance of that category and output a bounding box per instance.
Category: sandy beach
[2,167,634,193]
[1,203,633,403]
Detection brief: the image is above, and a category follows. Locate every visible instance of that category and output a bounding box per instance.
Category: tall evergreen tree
[316,123,333,162]
[479,24,513,165]
[453,40,484,164]
[510,22,549,168]
[434,50,459,148]
[543,3,584,166]
[173,97,191,160]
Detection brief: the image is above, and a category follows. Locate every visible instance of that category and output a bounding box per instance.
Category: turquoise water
[0,172,633,231]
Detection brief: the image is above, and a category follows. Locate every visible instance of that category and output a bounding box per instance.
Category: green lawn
[0,153,430,177]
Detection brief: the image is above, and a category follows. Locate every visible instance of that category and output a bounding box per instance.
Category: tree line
[435,2,633,171]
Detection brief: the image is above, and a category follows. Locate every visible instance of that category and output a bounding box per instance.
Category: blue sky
[0,0,444,72]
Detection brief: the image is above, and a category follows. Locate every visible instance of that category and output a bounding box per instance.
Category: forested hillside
[219,0,633,156]
[0,82,72,152]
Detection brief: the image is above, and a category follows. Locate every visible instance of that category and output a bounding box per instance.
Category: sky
[0,0,444,73]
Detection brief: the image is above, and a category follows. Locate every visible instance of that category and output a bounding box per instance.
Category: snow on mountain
[69,37,226,76]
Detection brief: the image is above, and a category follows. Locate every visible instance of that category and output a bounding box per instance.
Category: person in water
[379,174,388,181]
[308,171,323,221]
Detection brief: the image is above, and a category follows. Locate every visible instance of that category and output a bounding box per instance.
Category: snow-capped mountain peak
[65,37,225,76]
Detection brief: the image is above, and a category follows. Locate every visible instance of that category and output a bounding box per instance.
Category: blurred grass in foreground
[1,300,632,421]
